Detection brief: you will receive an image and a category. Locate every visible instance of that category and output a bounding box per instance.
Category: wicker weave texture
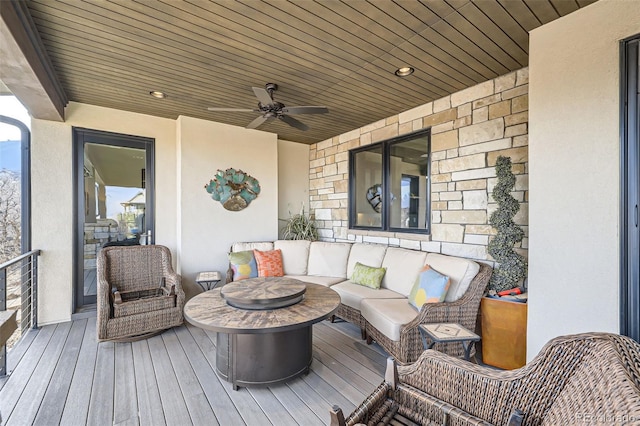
[97,245,185,341]
[335,303,365,329]
[340,332,640,426]
[366,263,492,363]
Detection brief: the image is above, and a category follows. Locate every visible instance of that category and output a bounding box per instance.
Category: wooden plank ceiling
[26,0,596,144]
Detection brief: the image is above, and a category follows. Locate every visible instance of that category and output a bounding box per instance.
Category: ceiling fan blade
[279,115,309,131]
[246,115,270,129]
[207,107,257,112]
[281,106,329,115]
[252,87,274,106]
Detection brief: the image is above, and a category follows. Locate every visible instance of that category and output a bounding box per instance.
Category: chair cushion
[254,249,284,277]
[346,243,387,278]
[284,275,345,287]
[332,281,404,310]
[274,240,311,275]
[425,253,480,302]
[351,262,386,289]
[408,266,451,309]
[381,248,428,297]
[112,294,175,318]
[307,242,352,278]
[232,241,274,252]
[361,298,419,341]
[229,250,258,281]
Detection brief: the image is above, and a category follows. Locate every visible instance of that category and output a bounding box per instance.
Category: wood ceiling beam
[0,0,66,121]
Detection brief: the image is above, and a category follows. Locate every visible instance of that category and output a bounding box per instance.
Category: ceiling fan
[207,83,329,131]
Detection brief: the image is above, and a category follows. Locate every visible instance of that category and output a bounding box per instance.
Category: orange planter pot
[480,297,527,370]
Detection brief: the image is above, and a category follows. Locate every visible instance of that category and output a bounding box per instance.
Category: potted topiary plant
[280,204,318,241]
[481,155,528,369]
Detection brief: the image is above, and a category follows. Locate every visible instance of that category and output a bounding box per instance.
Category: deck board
[1,318,385,425]
[59,317,98,426]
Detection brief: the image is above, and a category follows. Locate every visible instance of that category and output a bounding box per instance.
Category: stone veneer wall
[309,68,529,265]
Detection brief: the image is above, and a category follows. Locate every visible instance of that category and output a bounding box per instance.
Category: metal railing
[0,250,41,376]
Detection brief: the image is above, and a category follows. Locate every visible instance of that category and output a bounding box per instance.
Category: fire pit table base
[216,327,312,390]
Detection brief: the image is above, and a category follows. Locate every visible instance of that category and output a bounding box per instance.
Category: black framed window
[349,129,431,234]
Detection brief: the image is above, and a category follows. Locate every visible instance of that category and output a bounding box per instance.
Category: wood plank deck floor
[0,319,387,425]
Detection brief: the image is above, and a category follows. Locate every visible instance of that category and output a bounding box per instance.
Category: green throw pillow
[351,262,386,289]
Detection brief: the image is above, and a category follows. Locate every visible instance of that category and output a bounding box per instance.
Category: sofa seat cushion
[332,281,404,310]
[425,253,480,302]
[285,275,345,287]
[381,248,428,297]
[346,243,387,278]
[361,298,419,341]
[274,240,311,275]
[307,242,352,278]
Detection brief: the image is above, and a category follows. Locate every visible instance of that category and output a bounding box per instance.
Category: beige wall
[277,139,310,238]
[528,0,639,358]
[32,102,177,324]
[309,70,529,264]
[176,116,279,299]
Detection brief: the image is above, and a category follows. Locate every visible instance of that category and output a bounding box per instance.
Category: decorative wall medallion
[366,183,395,213]
[205,168,261,211]
[366,184,383,213]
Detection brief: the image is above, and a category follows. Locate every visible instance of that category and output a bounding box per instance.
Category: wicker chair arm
[401,263,492,335]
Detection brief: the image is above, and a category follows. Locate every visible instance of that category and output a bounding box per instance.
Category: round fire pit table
[183,277,340,390]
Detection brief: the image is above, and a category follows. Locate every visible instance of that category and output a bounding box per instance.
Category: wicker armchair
[364,263,492,363]
[97,245,184,341]
[331,332,640,426]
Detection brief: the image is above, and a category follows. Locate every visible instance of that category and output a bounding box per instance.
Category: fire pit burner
[221,278,306,310]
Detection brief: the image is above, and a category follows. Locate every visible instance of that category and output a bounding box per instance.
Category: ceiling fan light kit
[207,83,328,131]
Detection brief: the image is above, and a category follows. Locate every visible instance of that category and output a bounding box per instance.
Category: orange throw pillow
[253,249,284,277]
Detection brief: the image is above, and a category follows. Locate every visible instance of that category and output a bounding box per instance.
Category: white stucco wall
[528,0,640,358]
[277,139,310,238]
[176,116,278,299]
[32,102,177,324]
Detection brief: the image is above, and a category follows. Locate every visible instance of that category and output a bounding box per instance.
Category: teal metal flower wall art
[204,168,261,211]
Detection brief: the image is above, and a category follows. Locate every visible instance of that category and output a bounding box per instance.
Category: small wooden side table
[419,323,481,361]
[195,271,222,291]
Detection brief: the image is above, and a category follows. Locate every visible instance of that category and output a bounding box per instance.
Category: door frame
[72,127,155,311]
[620,36,640,341]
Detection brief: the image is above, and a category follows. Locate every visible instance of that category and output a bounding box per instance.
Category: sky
[0,96,30,140]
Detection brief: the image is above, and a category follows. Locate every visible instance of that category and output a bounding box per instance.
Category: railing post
[32,255,38,329]
[1,267,6,377]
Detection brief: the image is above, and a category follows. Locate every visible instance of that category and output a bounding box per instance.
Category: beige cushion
[332,281,404,310]
[361,298,419,341]
[307,242,352,278]
[232,242,273,252]
[426,253,480,302]
[274,240,311,275]
[346,243,387,278]
[381,248,428,297]
[285,275,345,287]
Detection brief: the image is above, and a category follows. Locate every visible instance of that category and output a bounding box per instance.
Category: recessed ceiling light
[149,91,167,99]
[395,67,414,77]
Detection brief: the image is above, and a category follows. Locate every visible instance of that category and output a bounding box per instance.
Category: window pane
[353,145,383,227]
[389,135,429,230]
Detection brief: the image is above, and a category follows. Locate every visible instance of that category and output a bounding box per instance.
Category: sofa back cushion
[346,243,387,278]
[307,242,352,278]
[232,241,274,252]
[425,253,480,302]
[381,247,427,297]
[274,240,311,275]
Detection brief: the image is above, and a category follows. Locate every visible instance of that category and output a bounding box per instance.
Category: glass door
[73,128,154,310]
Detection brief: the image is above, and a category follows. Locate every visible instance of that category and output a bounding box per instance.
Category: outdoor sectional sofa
[227,240,492,363]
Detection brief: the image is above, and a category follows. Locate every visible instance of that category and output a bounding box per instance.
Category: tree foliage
[488,156,527,292]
